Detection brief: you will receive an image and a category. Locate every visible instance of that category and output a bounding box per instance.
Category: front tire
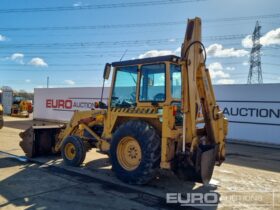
[110,120,160,185]
[61,136,86,167]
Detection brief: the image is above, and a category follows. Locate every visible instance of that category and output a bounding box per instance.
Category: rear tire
[110,120,160,185]
[61,136,86,167]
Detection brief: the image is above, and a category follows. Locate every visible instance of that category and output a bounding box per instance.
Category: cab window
[170,64,181,99]
[111,66,138,108]
[139,64,166,102]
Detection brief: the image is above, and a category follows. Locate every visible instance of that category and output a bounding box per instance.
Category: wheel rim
[117,136,142,171]
[64,142,76,160]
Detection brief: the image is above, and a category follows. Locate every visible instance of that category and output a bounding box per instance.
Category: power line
[0,68,103,72]
[0,38,177,48]
[0,63,104,67]
[0,34,249,49]
[205,13,280,23]
[0,63,280,72]
[0,49,156,56]
[0,61,279,71]
[263,62,280,66]
[1,12,280,32]
[0,0,204,13]
[0,21,184,31]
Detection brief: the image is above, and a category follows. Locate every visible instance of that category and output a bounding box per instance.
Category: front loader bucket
[197,144,218,184]
[19,125,63,158]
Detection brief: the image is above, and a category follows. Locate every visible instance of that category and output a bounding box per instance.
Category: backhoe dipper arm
[181,17,227,163]
[181,17,203,152]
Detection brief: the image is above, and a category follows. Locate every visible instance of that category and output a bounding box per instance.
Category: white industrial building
[33,84,280,146]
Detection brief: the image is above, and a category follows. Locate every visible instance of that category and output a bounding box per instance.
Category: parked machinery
[11,96,32,118]
[20,17,228,185]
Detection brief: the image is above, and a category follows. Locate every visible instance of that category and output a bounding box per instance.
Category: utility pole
[247,21,263,84]
[47,76,49,88]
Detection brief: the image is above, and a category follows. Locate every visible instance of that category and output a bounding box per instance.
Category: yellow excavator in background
[11,96,32,118]
[20,17,228,185]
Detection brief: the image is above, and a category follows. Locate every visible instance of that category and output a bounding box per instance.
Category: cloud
[138,47,181,59]
[242,35,253,48]
[73,2,82,7]
[10,53,24,64]
[168,38,176,42]
[11,53,24,60]
[208,62,230,79]
[28,57,48,67]
[64,80,75,85]
[206,44,249,57]
[242,28,280,48]
[261,28,280,46]
[138,50,173,59]
[0,34,6,41]
[7,54,48,66]
[3,53,24,64]
[216,79,235,84]
[225,66,235,71]
[174,47,181,55]
[25,79,31,83]
[208,62,235,84]
[242,61,249,66]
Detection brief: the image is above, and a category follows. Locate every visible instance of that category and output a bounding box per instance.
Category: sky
[0,0,280,92]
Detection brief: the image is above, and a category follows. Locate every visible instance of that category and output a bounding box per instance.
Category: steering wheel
[153,93,165,101]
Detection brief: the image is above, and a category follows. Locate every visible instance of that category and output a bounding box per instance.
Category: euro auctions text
[166,191,279,208]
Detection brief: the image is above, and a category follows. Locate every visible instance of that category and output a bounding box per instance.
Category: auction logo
[223,107,280,119]
[46,99,96,111]
[166,191,278,208]
[166,192,218,207]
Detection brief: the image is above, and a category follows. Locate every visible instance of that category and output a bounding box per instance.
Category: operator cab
[109,55,182,108]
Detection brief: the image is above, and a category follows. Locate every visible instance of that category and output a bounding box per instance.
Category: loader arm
[181,17,227,163]
[55,109,107,152]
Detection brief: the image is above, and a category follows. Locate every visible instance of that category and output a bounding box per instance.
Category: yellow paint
[116,136,142,171]
[64,142,76,160]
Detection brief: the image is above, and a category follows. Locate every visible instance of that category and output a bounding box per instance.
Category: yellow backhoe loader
[20,17,228,185]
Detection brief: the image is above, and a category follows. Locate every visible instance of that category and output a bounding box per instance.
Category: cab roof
[112,55,180,67]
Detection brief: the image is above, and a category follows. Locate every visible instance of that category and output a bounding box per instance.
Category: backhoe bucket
[173,144,218,185]
[19,125,63,158]
[197,144,218,184]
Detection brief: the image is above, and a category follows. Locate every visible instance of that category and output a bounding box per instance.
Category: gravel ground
[0,115,279,210]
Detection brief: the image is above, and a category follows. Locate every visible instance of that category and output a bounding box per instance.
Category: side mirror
[103,63,111,80]
[94,101,108,109]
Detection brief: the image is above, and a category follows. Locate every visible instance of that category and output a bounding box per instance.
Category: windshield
[111,66,138,108]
